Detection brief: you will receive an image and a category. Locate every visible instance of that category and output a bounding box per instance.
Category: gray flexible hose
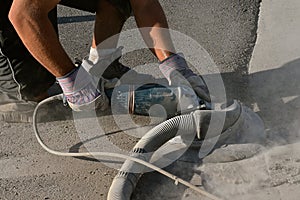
[107,114,196,200]
[33,94,221,200]
[107,101,241,200]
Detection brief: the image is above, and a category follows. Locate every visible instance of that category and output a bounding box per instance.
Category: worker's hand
[159,53,211,102]
[57,66,109,112]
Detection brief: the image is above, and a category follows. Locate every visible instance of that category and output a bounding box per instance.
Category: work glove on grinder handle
[159,53,211,102]
[57,65,109,112]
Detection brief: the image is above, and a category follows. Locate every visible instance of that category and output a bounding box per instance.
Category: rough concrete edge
[248,0,263,74]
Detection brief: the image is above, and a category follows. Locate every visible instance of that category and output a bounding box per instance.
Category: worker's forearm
[131,0,175,61]
[9,1,75,77]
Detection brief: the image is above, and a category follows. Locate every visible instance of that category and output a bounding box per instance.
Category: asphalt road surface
[1,1,263,200]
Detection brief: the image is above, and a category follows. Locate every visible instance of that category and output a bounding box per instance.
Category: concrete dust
[197,143,300,200]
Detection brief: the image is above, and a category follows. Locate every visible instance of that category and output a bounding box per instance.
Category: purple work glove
[159,53,211,102]
[57,66,109,111]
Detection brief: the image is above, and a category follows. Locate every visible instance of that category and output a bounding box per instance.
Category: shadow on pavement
[248,58,300,144]
[209,58,300,145]
[57,15,95,24]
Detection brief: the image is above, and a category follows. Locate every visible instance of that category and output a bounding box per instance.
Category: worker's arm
[9,0,108,110]
[130,0,175,61]
[130,0,211,102]
[9,0,75,77]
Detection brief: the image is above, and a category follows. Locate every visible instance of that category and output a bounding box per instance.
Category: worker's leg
[89,0,133,79]
[92,0,127,48]
[60,0,141,81]
[60,0,130,57]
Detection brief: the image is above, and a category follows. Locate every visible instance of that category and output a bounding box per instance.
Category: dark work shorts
[60,0,132,18]
[59,0,99,12]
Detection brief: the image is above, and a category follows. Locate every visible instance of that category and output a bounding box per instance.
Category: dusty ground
[2,0,300,200]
